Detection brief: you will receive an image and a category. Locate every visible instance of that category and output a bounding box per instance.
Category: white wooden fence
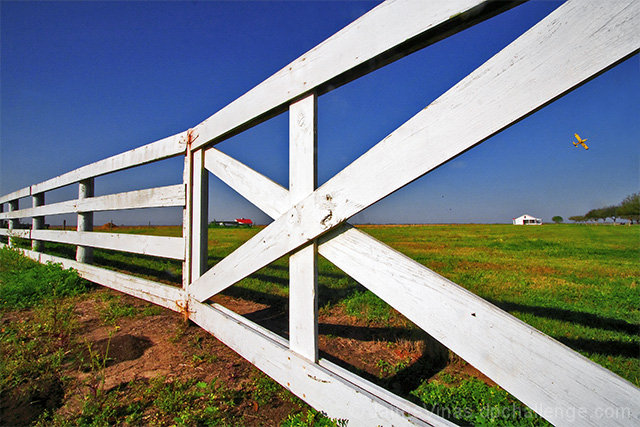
[1,1,639,425]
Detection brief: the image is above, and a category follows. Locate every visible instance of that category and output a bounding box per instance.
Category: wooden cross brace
[188,1,640,425]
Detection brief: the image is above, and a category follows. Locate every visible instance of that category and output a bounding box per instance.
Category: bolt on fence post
[76,178,94,263]
[32,192,45,252]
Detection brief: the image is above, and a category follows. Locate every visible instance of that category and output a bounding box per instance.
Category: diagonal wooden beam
[191,0,520,151]
[191,0,640,303]
[204,148,288,219]
[204,132,640,425]
[318,225,640,426]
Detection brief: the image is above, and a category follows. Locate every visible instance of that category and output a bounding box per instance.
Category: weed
[282,409,347,426]
[0,247,87,310]
[251,373,282,406]
[99,295,138,325]
[82,327,117,400]
[376,357,411,378]
[140,304,164,317]
[411,376,550,426]
[0,298,80,425]
[343,290,392,323]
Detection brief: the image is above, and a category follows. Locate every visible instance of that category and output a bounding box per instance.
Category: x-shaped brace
[188,1,640,423]
[190,0,639,304]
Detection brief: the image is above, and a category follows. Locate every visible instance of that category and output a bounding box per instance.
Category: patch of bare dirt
[4,285,496,424]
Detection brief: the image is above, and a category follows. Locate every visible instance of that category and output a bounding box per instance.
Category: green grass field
[2,223,638,425]
[35,223,640,383]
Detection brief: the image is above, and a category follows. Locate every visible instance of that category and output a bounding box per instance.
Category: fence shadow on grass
[221,284,449,400]
[489,299,639,336]
[489,299,639,358]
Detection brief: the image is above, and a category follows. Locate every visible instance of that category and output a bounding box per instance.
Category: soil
[2,287,492,425]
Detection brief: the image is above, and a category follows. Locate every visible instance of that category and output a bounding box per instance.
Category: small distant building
[235,218,253,227]
[513,214,542,225]
[212,218,254,227]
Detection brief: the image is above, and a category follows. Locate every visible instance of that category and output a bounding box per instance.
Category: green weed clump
[282,409,347,426]
[411,374,549,426]
[0,247,87,309]
[343,290,392,322]
[57,377,243,426]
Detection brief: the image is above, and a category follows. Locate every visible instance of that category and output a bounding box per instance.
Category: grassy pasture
[2,223,638,425]
[198,224,639,384]
[360,224,639,383]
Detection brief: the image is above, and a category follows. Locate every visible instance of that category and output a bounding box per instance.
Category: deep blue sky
[1,1,638,225]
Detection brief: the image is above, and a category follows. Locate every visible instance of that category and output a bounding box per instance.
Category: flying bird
[573,133,589,150]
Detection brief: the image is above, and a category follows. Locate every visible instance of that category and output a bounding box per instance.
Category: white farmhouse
[513,214,542,225]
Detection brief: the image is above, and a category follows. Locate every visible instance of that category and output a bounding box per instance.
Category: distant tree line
[569,193,639,224]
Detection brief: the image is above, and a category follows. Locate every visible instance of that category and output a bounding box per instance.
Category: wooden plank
[0,228,30,238]
[289,94,317,205]
[31,192,45,251]
[289,94,319,362]
[188,298,453,426]
[203,148,288,219]
[191,0,640,303]
[0,187,30,205]
[31,230,185,260]
[76,179,94,263]
[182,149,193,288]
[317,225,640,426]
[196,140,640,424]
[0,185,185,220]
[29,133,185,195]
[191,0,518,151]
[191,149,208,281]
[3,245,185,311]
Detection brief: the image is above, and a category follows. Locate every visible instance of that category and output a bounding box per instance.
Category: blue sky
[1,1,638,225]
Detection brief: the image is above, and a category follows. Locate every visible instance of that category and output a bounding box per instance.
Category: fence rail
[1,1,639,425]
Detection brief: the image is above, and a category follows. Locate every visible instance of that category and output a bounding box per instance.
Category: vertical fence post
[191,148,209,281]
[76,178,94,263]
[289,93,318,361]
[182,144,194,289]
[32,191,45,252]
[8,199,19,247]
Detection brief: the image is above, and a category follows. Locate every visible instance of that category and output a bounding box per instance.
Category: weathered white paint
[0,1,637,424]
[191,0,516,151]
[0,187,30,205]
[192,138,640,425]
[27,133,185,196]
[191,149,208,281]
[318,225,640,426]
[76,179,94,263]
[3,244,185,311]
[289,94,319,362]
[191,0,640,303]
[204,148,287,219]
[317,358,454,427]
[31,192,45,251]
[31,230,185,260]
[182,150,193,288]
[0,185,185,220]
[0,228,30,239]
[188,298,453,426]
